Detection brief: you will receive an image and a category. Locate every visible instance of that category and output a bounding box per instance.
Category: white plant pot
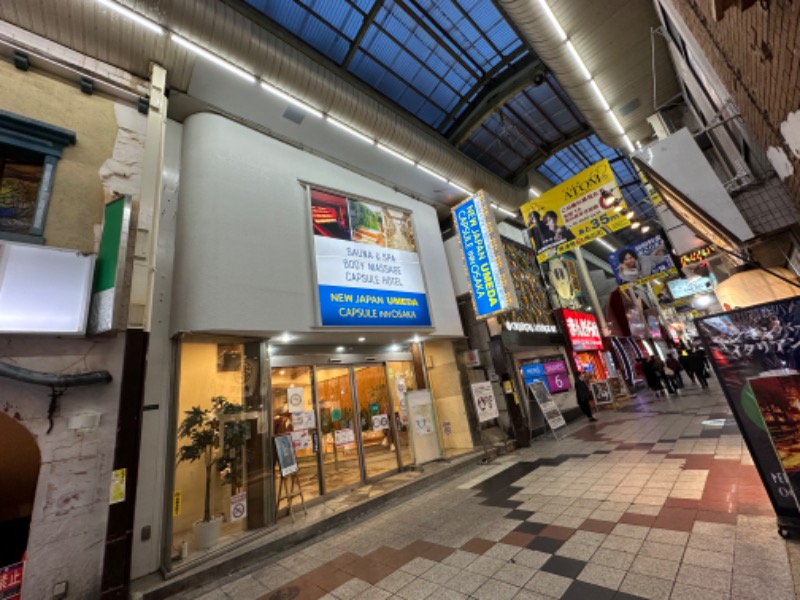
[193,516,222,550]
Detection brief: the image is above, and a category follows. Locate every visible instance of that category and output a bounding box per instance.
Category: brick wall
[670,0,800,206]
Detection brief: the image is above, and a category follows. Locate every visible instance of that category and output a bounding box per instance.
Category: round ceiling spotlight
[641,225,651,233]
[599,189,617,210]
[625,210,635,219]
[631,221,641,229]
[614,205,624,213]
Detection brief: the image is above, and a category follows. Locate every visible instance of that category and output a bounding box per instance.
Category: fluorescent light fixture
[260,81,322,117]
[631,221,641,229]
[588,79,610,111]
[335,346,345,352]
[96,0,164,35]
[529,186,541,197]
[171,34,256,82]
[376,143,414,165]
[417,164,447,183]
[565,41,592,82]
[449,181,473,195]
[597,238,616,252]
[625,210,635,219]
[358,337,366,342]
[495,205,516,218]
[623,134,635,153]
[327,117,374,145]
[607,111,625,135]
[536,0,567,41]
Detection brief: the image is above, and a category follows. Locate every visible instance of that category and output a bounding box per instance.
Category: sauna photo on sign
[348,199,386,247]
[310,188,352,240]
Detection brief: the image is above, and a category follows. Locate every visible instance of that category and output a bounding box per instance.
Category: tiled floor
[176,379,800,600]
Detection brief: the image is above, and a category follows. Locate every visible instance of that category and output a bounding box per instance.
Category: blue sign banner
[453,195,515,318]
[319,285,431,327]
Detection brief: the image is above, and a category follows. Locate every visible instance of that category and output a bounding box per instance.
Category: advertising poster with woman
[520,159,631,262]
[608,234,677,285]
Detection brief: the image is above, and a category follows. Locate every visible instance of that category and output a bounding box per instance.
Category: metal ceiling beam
[342,0,385,69]
[508,127,592,184]
[447,56,546,145]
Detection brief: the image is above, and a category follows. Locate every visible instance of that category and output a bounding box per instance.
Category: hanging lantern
[715,266,800,310]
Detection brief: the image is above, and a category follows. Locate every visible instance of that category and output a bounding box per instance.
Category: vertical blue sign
[453,194,515,318]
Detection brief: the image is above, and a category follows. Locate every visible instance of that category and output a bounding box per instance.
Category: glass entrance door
[316,365,400,492]
[353,365,400,480]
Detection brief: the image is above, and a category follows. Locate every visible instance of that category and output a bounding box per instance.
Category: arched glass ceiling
[245,0,589,182]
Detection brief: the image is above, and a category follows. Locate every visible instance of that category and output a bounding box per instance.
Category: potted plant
[177,396,231,550]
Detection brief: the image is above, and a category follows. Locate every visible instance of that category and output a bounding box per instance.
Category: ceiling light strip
[327,117,374,144]
[417,164,447,183]
[261,81,322,117]
[95,0,164,35]
[449,182,473,196]
[537,0,635,152]
[376,143,414,165]
[171,33,256,83]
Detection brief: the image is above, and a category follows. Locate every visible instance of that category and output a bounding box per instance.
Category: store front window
[170,340,271,566]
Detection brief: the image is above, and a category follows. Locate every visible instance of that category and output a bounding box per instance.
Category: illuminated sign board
[667,276,715,299]
[559,309,603,351]
[310,187,431,327]
[678,245,714,268]
[520,357,571,394]
[452,192,518,319]
[608,234,678,286]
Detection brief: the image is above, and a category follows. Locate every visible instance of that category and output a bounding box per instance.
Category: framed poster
[528,380,566,431]
[470,381,500,422]
[309,187,431,327]
[607,234,677,285]
[274,434,299,477]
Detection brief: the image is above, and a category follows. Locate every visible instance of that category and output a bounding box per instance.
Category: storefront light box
[452,191,518,319]
[309,186,432,327]
[0,241,95,335]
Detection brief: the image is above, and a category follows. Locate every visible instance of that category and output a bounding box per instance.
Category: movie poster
[520,159,630,263]
[749,375,800,508]
[608,234,677,285]
[696,298,800,517]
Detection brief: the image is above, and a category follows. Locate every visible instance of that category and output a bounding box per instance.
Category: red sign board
[0,562,23,600]
[559,309,603,351]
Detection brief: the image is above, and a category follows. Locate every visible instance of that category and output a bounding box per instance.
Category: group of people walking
[636,347,711,397]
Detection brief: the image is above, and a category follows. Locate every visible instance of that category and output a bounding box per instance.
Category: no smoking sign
[230,492,247,522]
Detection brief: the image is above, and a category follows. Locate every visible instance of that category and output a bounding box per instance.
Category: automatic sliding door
[354,365,400,480]
[316,367,361,493]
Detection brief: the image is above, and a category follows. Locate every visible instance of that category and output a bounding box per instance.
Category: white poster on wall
[471,381,499,422]
[291,410,316,430]
[334,428,356,447]
[287,386,305,413]
[406,390,441,465]
[372,414,390,431]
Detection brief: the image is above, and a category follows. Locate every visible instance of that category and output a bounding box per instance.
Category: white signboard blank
[407,390,442,465]
[0,242,95,335]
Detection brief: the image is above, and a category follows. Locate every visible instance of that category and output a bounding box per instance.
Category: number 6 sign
[471,381,499,422]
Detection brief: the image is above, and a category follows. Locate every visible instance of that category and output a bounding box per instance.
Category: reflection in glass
[354,365,400,480]
[171,341,268,564]
[317,368,361,493]
[386,362,416,467]
[271,367,320,504]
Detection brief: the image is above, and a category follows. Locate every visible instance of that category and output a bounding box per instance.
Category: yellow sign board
[521,159,631,262]
[172,491,182,517]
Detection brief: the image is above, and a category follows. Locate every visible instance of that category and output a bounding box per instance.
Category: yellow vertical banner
[520,159,631,262]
